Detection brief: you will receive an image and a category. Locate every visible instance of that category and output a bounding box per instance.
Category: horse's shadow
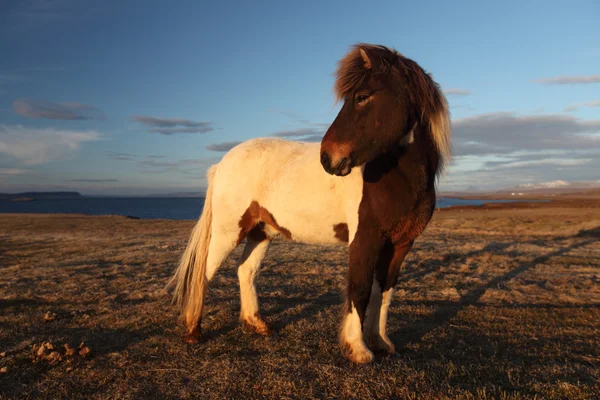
[390,228,599,352]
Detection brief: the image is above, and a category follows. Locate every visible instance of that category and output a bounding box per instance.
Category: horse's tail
[166,164,217,332]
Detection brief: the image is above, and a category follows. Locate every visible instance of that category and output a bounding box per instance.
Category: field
[1,195,599,399]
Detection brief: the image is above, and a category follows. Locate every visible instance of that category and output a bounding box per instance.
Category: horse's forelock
[334,46,369,102]
[334,44,398,101]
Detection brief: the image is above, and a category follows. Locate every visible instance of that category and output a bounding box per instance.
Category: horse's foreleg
[238,237,272,335]
[340,232,384,364]
[365,241,413,354]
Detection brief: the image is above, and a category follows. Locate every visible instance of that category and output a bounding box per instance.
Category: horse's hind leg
[238,231,272,335]
[186,226,238,343]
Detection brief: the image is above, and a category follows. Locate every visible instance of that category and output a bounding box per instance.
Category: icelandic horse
[167,43,451,364]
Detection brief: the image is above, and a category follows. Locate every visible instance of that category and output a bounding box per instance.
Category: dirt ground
[1,196,599,399]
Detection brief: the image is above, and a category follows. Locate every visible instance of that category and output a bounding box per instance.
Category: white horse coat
[211,137,363,245]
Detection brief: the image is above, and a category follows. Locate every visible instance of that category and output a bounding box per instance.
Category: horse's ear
[359,48,372,70]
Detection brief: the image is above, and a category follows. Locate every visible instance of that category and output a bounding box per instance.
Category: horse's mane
[334,44,452,174]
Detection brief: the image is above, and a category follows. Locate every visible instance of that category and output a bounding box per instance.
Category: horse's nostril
[335,157,350,176]
[320,152,331,171]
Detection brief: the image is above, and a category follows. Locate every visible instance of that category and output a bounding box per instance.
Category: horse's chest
[361,179,435,245]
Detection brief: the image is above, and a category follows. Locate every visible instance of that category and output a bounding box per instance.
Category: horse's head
[320,44,450,176]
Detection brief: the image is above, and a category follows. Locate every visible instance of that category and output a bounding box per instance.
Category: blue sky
[1,0,599,195]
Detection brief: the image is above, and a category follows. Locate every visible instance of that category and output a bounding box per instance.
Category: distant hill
[0,191,83,200]
[143,192,205,198]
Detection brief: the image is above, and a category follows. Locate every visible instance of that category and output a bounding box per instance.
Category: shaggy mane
[334,44,452,173]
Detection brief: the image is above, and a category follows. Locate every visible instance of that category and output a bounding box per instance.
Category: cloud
[0,168,25,175]
[0,125,98,165]
[206,141,243,152]
[135,158,217,176]
[270,127,325,139]
[65,178,119,183]
[452,112,600,156]
[443,88,472,96]
[563,100,600,112]
[13,98,105,120]
[270,109,312,125]
[131,116,213,135]
[300,135,325,142]
[441,112,600,191]
[532,75,600,85]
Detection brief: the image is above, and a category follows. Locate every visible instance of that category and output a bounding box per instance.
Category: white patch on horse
[399,122,417,146]
[377,288,396,353]
[237,239,270,321]
[341,303,374,364]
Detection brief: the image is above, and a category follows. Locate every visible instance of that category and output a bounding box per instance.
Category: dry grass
[1,200,599,399]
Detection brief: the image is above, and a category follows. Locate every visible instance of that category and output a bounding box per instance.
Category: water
[0,196,535,220]
[0,197,205,220]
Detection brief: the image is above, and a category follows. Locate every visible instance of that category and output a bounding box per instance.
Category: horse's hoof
[184,327,202,344]
[370,336,396,355]
[342,341,375,364]
[241,318,273,336]
[184,335,200,344]
[349,348,374,364]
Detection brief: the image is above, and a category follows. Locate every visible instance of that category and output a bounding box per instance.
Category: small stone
[64,344,76,357]
[43,311,57,323]
[0,352,6,357]
[78,346,91,357]
[0,367,7,374]
[66,367,74,372]
[48,351,62,363]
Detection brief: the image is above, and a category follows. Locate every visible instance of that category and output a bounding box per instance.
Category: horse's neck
[362,126,438,205]
[394,126,439,190]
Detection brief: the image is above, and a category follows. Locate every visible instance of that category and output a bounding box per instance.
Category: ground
[1,195,599,399]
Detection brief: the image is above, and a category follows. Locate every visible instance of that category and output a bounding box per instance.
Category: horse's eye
[356,95,369,104]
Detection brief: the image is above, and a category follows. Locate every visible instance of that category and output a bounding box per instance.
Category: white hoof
[344,341,375,364]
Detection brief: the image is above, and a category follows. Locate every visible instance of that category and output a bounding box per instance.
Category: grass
[1,199,599,399]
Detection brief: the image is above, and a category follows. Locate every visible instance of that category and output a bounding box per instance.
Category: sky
[0,0,599,195]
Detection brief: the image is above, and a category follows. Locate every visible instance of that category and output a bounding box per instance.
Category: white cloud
[0,125,99,165]
[532,75,600,85]
[452,112,600,156]
[0,168,25,175]
[442,112,600,190]
[443,88,472,96]
[563,100,600,112]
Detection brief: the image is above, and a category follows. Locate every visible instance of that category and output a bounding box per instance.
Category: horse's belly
[265,192,348,245]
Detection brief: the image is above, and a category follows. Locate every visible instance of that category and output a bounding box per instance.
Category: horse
[167,43,451,364]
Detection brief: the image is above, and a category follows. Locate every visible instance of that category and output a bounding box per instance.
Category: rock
[43,311,57,323]
[78,346,91,357]
[64,344,76,357]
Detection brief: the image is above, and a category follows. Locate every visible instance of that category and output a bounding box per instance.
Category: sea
[0,197,525,220]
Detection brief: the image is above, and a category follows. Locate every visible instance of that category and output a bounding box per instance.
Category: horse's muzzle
[320,152,352,177]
